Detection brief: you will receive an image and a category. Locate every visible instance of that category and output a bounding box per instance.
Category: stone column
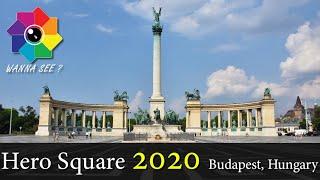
[255,109,258,127]
[246,109,250,128]
[152,27,163,99]
[149,19,165,120]
[237,110,241,128]
[249,109,253,127]
[227,111,231,128]
[257,108,262,126]
[54,108,59,127]
[217,111,221,128]
[186,111,189,129]
[102,111,106,129]
[82,110,86,128]
[72,109,76,127]
[92,111,96,129]
[61,109,67,128]
[207,111,211,129]
[124,111,128,130]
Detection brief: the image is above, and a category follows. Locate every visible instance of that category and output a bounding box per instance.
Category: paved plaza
[0,135,320,143]
[196,136,320,143]
[0,135,122,143]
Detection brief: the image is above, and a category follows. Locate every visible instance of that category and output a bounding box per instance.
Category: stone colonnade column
[255,109,258,127]
[102,111,106,129]
[217,111,221,128]
[247,109,250,128]
[227,111,231,128]
[240,110,243,127]
[82,110,86,128]
[92,111,96,129]
[72,109,76,127]
[249,109,253,127]
[237,110,241,128]
[61,109,66,128]
[257,108,262,126]
[207,111,211,129]
[54,108,59,127]
[186,111,190,129]
[124,111,128,129]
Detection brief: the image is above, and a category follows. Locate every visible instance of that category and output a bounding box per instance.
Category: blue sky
[0,0,319,117]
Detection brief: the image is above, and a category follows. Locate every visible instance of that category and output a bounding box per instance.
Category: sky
[0,0,319,117]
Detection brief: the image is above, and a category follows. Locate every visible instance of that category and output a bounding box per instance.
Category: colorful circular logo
[7,7,63,63]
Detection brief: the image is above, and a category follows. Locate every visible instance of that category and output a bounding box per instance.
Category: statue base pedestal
[132,124,166,138]
[149,97,165,120]
[132,124,183,139]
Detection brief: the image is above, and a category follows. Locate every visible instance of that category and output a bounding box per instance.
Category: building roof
[294,96,304,109]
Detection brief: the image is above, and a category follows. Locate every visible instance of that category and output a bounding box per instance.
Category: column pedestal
[149,98,165,120]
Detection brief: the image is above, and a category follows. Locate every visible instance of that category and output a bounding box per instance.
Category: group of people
[52,130,92,142]
[67,131,77,139]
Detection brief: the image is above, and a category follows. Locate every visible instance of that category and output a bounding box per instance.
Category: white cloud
[41,0,53,4]
[205,66,320,100]
[96,24,114,34]
[204,66,294,99]
[122,0,205,21]
[280,22,320,79]
[129,91,144,113]
[210,43,241,53]
[65,12,89,18]
[168,97,185,115]
[171,16,200,36]
[122,0,310,37]
[252,82,291,98]
[205,66,257,98]
[298,76,320,99]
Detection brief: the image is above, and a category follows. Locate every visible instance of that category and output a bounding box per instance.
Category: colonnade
[205,109,262,129]
[51,108,125,130]
[36,93,129,136]
[185,94,276,136]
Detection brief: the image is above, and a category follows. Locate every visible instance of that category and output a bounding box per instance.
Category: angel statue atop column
[153,7,161,23]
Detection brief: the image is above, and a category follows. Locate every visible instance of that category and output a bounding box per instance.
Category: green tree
[312,106,320,131]
[17,106,39,134]
[299,120,306,129]
[0,108,19,134]
[128,118,136,132]
[179,117,186,131]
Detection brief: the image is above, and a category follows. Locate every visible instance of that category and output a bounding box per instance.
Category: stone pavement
[196,136,320,143]
[0,135,122,143]
[1,135,320,143]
